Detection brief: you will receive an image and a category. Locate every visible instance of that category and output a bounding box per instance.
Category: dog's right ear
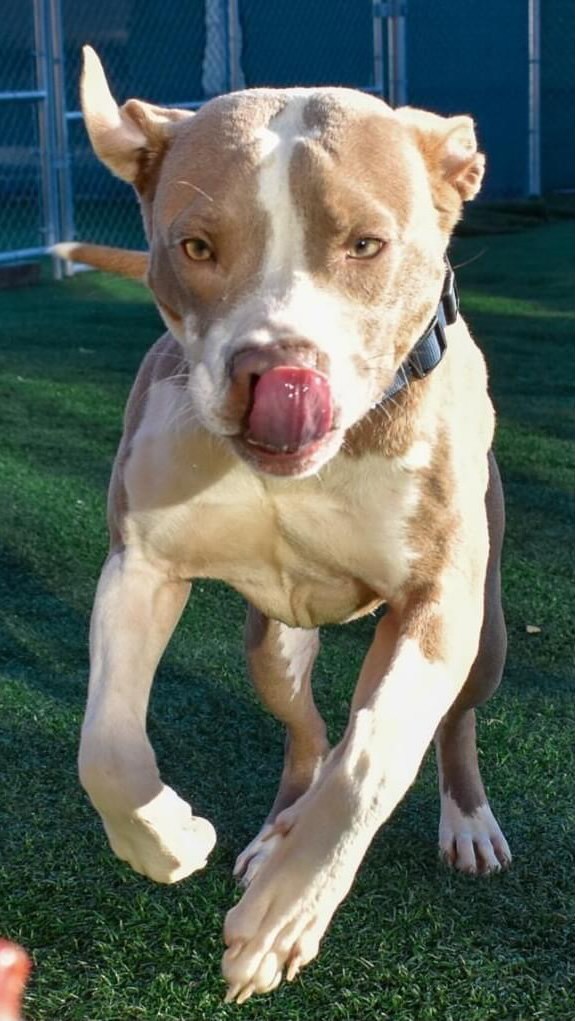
[81,46,192,188]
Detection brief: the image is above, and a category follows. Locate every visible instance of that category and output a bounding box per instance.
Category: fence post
[528,0,541,196]
[372,1,385,97]
[33,0,61,277]
[227,0,245,91]
[387,0,408,107]
[48,0,75,274]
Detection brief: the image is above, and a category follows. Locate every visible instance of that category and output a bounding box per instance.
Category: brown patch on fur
[411,606,445,663]
[397,589,446,663]
[107,333,188,547]
[301,92,350,153]
[290,111,414,300]
[345,424,457,662]
[342,375,429,459]
[145,94,291,333]
[436,708,486,813]
[406,427,458,591]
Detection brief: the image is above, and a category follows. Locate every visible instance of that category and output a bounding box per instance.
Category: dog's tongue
[247,366,333,452]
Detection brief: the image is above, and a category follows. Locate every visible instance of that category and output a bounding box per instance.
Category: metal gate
[0,0,405,275]
[0,0,72,274]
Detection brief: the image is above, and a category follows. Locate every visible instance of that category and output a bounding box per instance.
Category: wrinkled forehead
[154,87,424,232]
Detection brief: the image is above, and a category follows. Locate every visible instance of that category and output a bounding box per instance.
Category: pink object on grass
[0,941,31,1021]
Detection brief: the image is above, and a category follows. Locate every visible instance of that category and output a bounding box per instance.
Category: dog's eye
[347,237,384,260]
[182,238,213,262]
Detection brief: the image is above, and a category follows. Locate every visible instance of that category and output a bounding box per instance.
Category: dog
[64,46,511,1004]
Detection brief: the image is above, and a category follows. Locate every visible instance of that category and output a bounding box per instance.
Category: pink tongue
[247,366,333,453]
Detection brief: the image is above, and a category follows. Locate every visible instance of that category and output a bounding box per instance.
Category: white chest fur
[123,390,425,628]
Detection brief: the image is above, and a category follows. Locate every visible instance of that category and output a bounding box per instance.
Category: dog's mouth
[233,365,338,476]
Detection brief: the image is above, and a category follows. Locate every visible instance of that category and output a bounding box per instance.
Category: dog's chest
[125,431,423,627]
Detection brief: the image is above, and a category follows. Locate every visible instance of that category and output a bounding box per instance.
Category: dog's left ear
[396,107,485,218]
[81,46,192,189]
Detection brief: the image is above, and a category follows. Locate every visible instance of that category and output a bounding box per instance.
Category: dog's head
[82,47,484,477]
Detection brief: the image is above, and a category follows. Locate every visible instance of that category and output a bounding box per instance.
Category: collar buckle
[440,261,459,326]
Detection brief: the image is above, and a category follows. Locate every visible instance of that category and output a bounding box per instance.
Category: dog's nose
[229,341,327,384]
[228,343,333,453]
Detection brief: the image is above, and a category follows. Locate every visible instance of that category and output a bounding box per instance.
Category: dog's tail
[52,242,148,281]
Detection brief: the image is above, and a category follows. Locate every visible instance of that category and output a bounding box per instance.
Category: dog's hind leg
[435,451,511,873]
[234,605,329,885]
[79,549,216,883]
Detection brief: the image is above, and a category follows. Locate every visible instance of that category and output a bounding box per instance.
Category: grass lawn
[0,220,573,1021]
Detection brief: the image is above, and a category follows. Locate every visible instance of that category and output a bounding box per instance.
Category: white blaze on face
[247,98,377,430]
[255,97,310,284]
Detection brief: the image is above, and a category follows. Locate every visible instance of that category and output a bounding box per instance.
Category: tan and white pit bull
[63,47,511,1004]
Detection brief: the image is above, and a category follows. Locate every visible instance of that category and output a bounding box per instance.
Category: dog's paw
[223,856,334,1004]
[439,796,511,875]
[223,905,326,1004]
[222,777,363,1003]
[102,785,216,883]
[233,824,285,887]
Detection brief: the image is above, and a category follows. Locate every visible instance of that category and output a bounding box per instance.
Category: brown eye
[347,237,384,260]
[182,238,213,262]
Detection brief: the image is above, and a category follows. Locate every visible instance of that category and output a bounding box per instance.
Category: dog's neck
[382,260,458,404]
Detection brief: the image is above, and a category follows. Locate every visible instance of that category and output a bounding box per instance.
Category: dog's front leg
[234,606,329,887]
[80,548,216,883]
[222,581,484,1003]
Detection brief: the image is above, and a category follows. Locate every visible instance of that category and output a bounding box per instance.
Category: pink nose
[229,341,327,385]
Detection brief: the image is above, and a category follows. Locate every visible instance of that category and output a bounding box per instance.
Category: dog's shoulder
[107,332,188,548]
[122,332,188,439]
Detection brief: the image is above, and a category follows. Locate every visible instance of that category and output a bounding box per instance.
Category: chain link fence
[407,0,530,198]
[0,2,55,261]
[0,0,573,273]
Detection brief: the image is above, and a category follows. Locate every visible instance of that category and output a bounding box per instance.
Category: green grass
[0,221,573,1021]
[456,193,575,236]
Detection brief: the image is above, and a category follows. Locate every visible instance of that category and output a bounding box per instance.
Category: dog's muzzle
[229,343,334,455]
[247,367,333,452]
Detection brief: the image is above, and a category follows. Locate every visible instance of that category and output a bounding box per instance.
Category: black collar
[382,260,458,402]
